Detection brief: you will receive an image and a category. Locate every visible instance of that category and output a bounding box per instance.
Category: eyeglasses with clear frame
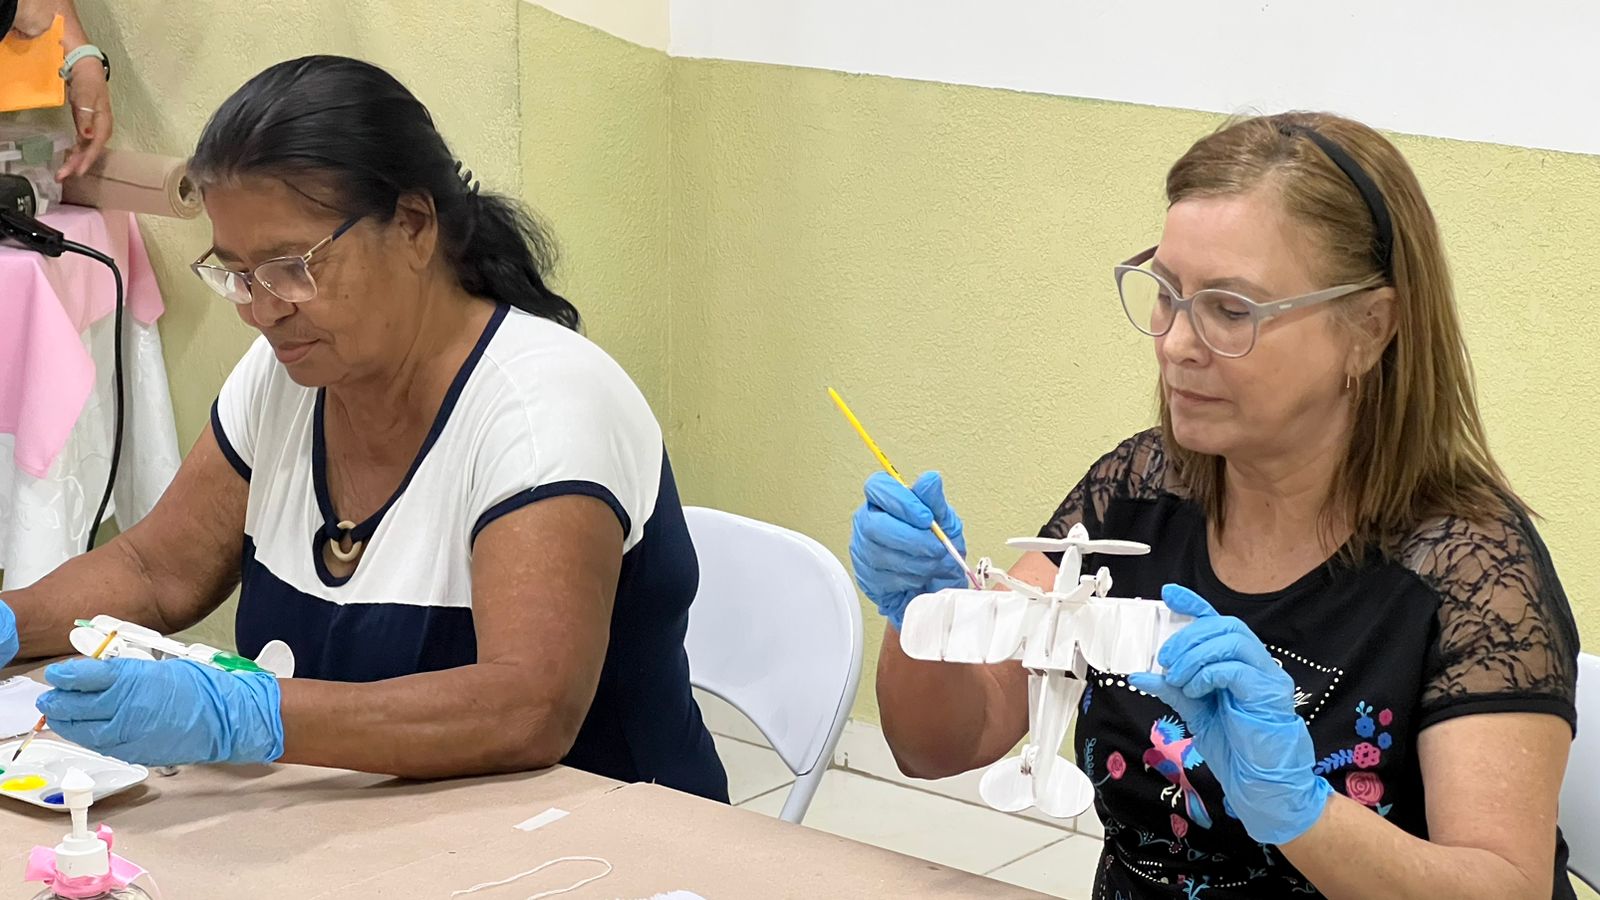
[191,217,361,306]
[1113,246,1383,358]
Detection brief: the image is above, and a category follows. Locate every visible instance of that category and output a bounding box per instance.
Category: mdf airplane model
[898,524,1193,819]
[68,615,296,678]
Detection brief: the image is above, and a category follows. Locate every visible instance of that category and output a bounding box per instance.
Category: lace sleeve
[1038,428,1171,540]
[1403,506,1581,733]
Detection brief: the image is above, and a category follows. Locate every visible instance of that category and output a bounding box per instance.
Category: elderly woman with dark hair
[0,55,727,802]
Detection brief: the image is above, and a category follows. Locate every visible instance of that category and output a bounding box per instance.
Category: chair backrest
[683,507,863,777]
[1562,652,1600,890]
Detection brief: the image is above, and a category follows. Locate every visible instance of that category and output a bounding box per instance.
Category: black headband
[1280,124,1394,280]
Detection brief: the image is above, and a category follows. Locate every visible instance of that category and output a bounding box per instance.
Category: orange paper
[0,16,66,113]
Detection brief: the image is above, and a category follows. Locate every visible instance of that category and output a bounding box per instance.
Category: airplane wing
[1005,536,1151,556]
[900,589,1039,664]
[1071,596,1194,674]
[900,581,1197,675]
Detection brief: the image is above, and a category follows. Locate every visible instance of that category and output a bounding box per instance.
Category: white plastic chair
[1562,652,1600,890]
[683,507,863,824]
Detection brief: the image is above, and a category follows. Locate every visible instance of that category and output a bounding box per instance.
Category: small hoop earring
[1345,373,1354,392]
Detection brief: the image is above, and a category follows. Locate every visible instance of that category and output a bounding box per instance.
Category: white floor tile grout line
[703,714,1102,839]
[709,732,778,751]
[716,728,1097,898]
[732,767,1095,896]
[733,784,792,809]
[720,741,1078,834]
[982,836,1071,877]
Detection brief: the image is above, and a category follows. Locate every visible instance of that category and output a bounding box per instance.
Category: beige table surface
[3,664,1053,899]
[334,781,1057,900]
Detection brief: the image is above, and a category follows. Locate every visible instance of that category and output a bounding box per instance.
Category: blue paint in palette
[0,739,151,810]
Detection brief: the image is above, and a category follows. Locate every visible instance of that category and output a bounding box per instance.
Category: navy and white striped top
[211,303,728,801]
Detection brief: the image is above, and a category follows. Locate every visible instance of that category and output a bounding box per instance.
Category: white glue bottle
[28,768,153,900]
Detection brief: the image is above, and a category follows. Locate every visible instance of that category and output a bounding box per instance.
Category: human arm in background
[54,0,111,180]
[5,0,57,37]
[1134,583,1572,900]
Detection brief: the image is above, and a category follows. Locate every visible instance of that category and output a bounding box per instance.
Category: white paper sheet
[513,807,570,832]
[0,676,48,739]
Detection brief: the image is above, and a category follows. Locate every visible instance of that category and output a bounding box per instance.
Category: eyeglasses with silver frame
[191,216,362,306]
[1113,245,1383,358]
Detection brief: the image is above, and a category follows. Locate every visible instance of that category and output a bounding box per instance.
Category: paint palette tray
[0,738,149,810]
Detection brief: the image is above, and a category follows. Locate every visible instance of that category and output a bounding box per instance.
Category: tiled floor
[705,705,1102,899]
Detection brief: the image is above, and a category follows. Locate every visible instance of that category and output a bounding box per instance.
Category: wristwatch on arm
[59,42,109,82]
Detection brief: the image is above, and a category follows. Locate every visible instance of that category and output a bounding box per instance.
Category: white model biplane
[69,615,296,678]
[898,524,1192,819]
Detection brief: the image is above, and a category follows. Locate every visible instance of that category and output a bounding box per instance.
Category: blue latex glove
[849,471,968,629]
[37,657,285,766]
[1129,584,1333,846]
[0,598,16,669]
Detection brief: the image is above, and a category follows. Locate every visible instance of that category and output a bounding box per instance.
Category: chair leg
[779,765,827,825]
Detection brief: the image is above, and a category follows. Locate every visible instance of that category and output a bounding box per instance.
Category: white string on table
[450,856,614,900]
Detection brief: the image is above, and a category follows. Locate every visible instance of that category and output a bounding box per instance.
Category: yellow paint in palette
[3,774,47,792]
[0,740,150,810]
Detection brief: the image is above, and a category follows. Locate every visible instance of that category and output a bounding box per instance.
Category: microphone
[0,203,67,257]
[0,171,39,216]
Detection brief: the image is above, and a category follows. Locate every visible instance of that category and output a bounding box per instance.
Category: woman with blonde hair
[850,112,1579,898]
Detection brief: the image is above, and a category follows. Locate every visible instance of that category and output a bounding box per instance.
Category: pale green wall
[519,2,672,416]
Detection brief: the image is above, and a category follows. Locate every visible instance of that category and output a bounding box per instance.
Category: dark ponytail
[189,55,580,330]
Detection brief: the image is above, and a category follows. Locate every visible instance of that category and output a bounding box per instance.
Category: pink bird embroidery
[1143,716,1212,829]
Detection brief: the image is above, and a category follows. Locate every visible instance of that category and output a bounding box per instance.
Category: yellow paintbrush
[828,387,980,588]
[10,629,118,763]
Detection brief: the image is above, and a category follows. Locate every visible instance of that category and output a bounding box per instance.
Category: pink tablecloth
[0,206,165,478]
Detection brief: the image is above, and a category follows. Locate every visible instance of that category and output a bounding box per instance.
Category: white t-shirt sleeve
[210,336,278,480]
[466,337,663,552]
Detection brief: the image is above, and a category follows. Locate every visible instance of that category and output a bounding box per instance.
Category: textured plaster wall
[520,3,672,415]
